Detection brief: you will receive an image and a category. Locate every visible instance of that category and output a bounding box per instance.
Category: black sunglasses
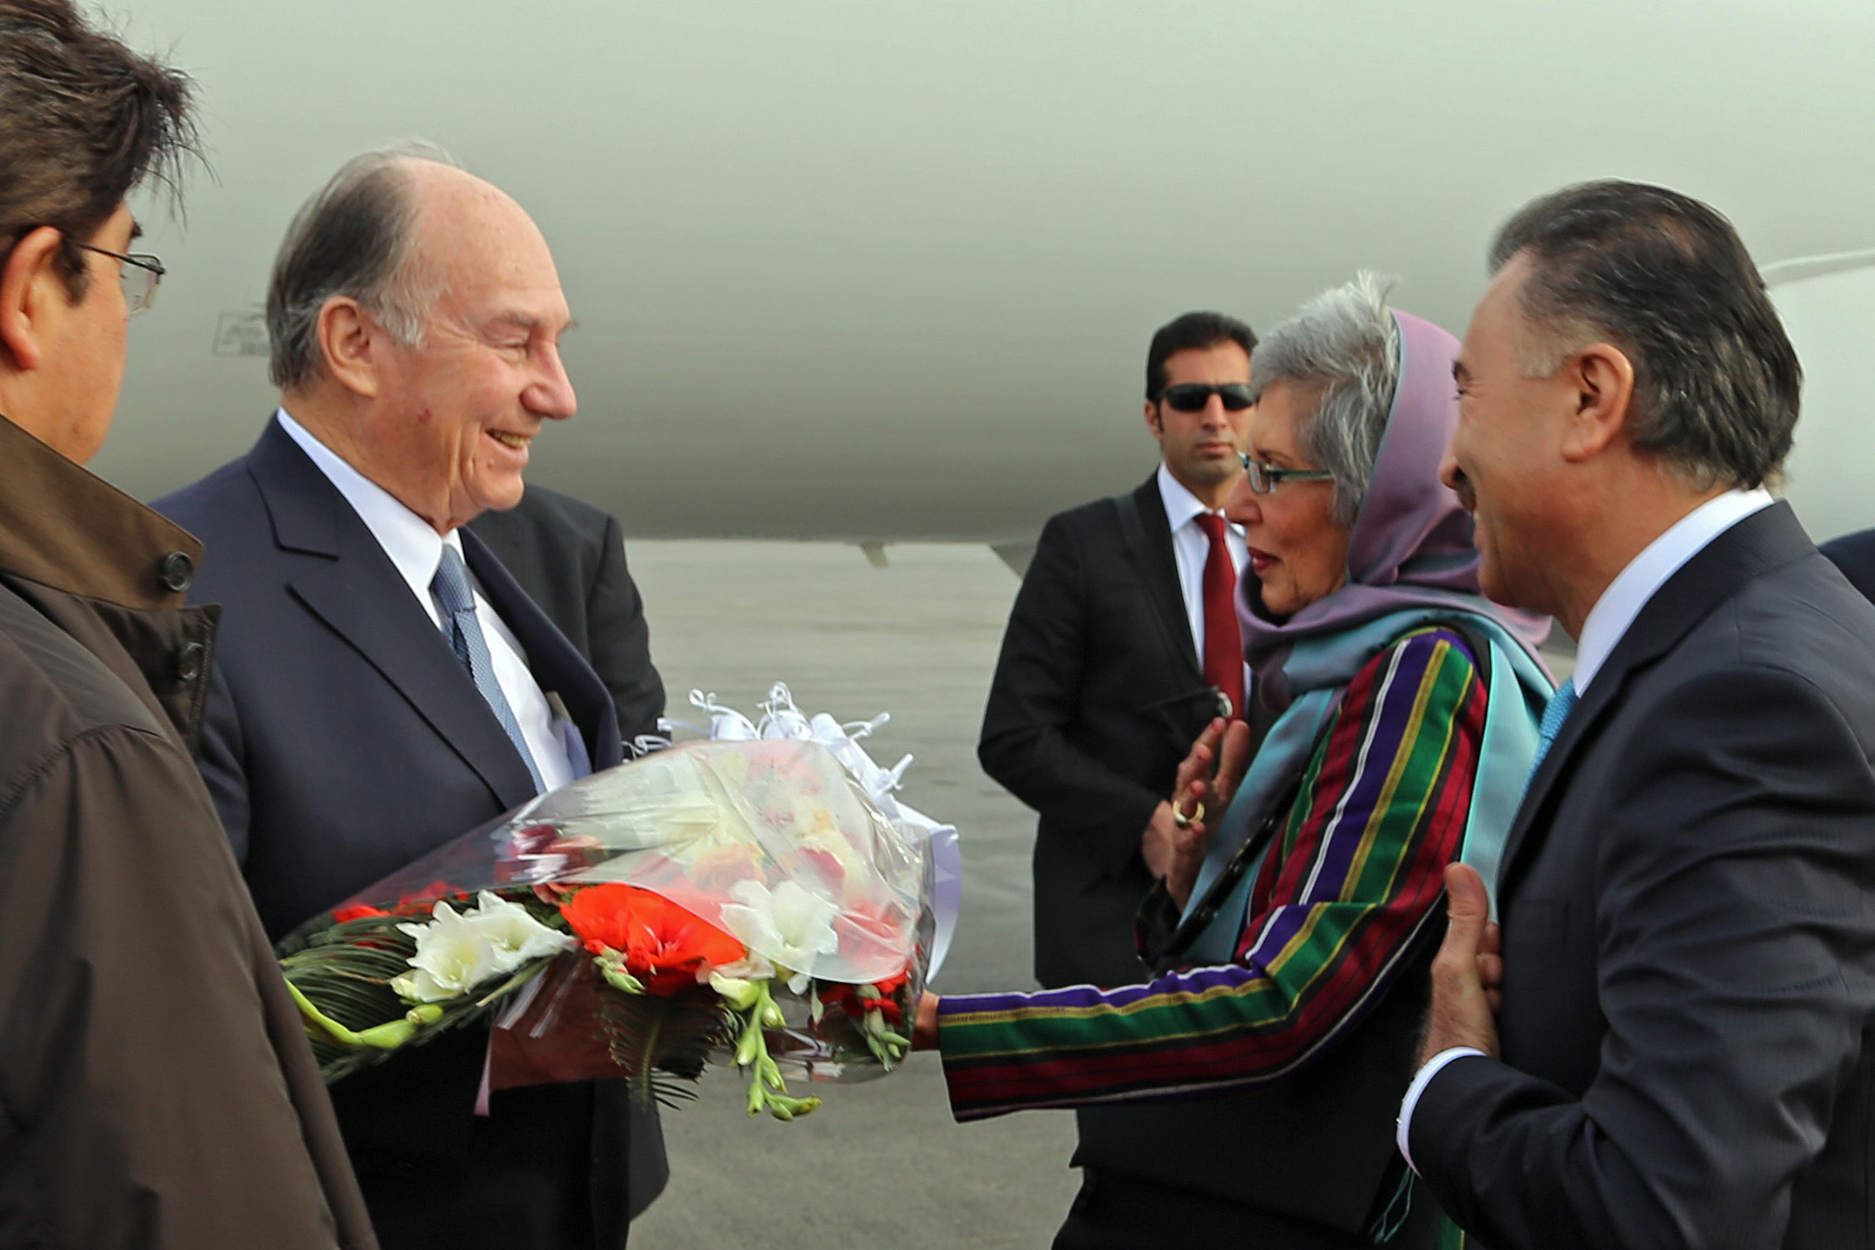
[1157,382,1255,413]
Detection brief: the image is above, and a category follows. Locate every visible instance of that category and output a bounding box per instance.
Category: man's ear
[1144,399,1164,438]
[1558,341,1636,463]
[315,296,384,398]
[0,227,69,372]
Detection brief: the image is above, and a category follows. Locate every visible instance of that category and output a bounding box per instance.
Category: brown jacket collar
[0,412,203,609]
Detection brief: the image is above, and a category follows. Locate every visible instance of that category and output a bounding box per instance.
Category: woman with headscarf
[913,275,1553,1249]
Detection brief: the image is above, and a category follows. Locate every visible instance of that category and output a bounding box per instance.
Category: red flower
[332,902,388,923]
[820,969,911,1026]
[332,881,473,924]
[839,904,907,954]
[560,884,746,995]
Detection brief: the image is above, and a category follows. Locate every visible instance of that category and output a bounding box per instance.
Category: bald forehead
[405,163,543,254]
[397,161,564,321]
[405,161,519,222]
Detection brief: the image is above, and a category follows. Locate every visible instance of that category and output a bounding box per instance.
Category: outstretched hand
[1418,862,1502,1067]
[912,991,940,1051]
[1141,717,1255,909]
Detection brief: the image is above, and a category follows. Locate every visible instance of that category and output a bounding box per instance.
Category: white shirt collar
[1156,462,1235,532]
[1572,488,1775,693]
[276,407,459,622]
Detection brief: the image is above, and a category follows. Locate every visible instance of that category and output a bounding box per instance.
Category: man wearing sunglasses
[978,309,1260,1242]
[0,2,372,1246]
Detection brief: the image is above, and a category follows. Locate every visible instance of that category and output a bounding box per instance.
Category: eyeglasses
[1157,382,1256,413]
[75,243,165,314]
[1237,451,1334,494]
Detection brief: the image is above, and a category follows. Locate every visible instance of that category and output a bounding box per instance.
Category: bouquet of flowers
[277,685,954,1120]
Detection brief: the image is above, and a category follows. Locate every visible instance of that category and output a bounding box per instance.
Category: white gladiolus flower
[717,879,840,993]
[392,901,501,1003]
[465,890,575,972]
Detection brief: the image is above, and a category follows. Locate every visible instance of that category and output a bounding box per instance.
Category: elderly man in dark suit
[158,149,641,1250]
[977,311,1269,1247]
[1405,180,1875,1249]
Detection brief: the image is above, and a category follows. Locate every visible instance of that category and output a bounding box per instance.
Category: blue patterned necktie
[431,544,545,793]
[1528,677,1578,778]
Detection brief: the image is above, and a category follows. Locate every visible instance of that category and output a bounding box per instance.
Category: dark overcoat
[0,414,375,1249]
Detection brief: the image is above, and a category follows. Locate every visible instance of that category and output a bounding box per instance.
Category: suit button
[159,551,194,592]
[174,642,205,682]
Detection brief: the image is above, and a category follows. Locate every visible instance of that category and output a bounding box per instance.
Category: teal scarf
[1178,601,1551,964]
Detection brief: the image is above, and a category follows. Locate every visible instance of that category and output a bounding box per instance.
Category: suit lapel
[246,420,541,811]
[1121,476,1203,679]
[1498,501,1816,891]
[463,529,622,771]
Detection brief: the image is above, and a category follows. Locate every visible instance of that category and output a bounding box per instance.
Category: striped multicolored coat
[939,625,1488,1120]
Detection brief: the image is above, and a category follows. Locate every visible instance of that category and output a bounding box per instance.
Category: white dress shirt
[1570,488,1774,694]
[1157,464,1251,680]
[277,409,576,791]
[1395,486,1775,1173]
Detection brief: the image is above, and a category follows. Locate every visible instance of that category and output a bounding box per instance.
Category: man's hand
[1418,862,1503,1067]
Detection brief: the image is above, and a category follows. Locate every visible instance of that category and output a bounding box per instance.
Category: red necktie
[1196,512,1245,719]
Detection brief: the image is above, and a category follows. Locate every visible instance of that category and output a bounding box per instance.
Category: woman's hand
[912,991,940,1051]
[1188,716,1255,816]
[1142,717,1256,909]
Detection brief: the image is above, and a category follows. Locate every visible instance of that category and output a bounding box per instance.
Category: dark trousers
[1053,1167,1437,1250]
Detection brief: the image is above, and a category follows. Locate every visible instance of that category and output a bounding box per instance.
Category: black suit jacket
[979,474,1225,989]
[468,487,664,746]
[1410,503,1875,1249]
[156,417,635,1250]
[1820,526,1875,606]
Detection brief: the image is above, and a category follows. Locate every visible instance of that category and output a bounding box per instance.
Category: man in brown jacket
[0,2,376,1246]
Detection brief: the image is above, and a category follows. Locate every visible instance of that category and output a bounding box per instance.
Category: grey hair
[1249,272,1401,528]
[266,140,456,391]
[1489,180,1799,491]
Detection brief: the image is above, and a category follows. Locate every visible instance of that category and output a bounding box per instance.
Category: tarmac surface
[624,541,1081,1250]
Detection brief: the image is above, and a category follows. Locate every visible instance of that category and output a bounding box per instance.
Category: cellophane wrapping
[280,733,935,1102]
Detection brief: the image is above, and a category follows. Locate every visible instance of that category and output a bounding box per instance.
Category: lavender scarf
[1179,309,1553,956]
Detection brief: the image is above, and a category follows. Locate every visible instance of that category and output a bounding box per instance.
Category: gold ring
[1172,801,1205,829]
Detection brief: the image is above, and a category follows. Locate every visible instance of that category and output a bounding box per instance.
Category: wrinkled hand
[1418,862,1502,1067]
[912,991,940,1051]
[1180,716,1255,819]
[1142,718,1255,909]
[1140,799,1198,885]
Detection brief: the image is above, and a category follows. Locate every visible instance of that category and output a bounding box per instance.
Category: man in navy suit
[1406,181,1875,1248]
[159,148,638,1250]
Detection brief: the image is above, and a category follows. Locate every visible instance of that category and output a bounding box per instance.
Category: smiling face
[362,169,576,532]
[1227,380,1350,616]
[1441,254,1571,614]
[1146,341,1253,502]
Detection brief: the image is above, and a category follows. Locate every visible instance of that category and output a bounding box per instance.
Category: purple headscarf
[1241,309,1550,709]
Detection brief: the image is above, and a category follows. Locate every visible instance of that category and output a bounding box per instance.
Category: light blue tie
[1528,677,1578,778]
[431,544,545,793]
